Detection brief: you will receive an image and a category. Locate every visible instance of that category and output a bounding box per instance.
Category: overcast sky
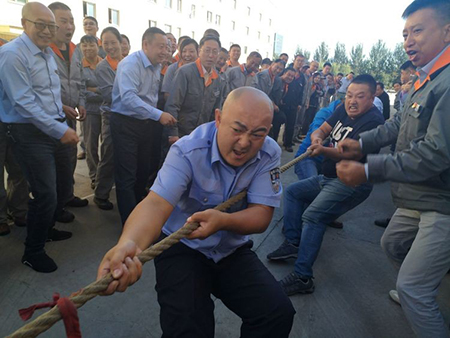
[276,0,413,59]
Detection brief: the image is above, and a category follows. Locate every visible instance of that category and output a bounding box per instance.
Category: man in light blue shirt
[109,27,177,224]
[0,2,78,273]
[97,88,295,337]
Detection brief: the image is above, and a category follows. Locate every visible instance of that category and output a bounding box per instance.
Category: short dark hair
[203,28,220,38]
[83,16,98,26]
[247,51,262,60]
[262,58,272,65]
[351,74,377,94]
[180,38,198,53]
[220,47,228,54]
[294,54,305,60]
[273,59,286,67]
[393,80,402,86]
[376,81,385,90]
[400,60,415,71]
[402,0,450,24]
[142,27,166,43]
[229,44,241,50]
[199,35,221,49]
[48,2,71,12]
[121,34,130,44]
[101,27,122,43]
[80,34,98,45]
[323,62,332,68]
[282,67,296,75]
[280,52,289,58]
[178,35,190,46]
[337,72,344,77]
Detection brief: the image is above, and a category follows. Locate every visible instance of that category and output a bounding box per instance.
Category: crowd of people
[0,0,450,337]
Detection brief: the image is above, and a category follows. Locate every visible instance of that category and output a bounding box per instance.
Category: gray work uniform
[92,58,117,200]
[225,64,257,97]
[161,61,180,94]
[165,61,222,138]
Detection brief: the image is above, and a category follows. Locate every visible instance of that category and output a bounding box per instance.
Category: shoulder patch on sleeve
[270,167,281,193]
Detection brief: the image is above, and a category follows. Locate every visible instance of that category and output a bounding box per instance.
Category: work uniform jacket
[165,59,222,138]
[95,56,118,113]
[50,42,86,109]
[225,64,257,97]
[361,46,450,215]
[253,69,282,105]
[81,56,103,115]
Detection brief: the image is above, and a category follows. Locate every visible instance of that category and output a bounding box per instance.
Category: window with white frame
[108,8,119,25]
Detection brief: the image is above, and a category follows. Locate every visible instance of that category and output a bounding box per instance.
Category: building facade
[0,0,279,59]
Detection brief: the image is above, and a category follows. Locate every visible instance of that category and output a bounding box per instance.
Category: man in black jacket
[376,82,391,120]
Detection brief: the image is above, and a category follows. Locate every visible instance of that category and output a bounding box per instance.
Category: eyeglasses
[24,19,58,33]
[201,48,219,56]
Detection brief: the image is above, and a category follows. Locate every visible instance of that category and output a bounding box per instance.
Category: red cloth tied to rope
[19,293,81,338]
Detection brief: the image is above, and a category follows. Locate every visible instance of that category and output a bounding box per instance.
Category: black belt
[56,117,66,122]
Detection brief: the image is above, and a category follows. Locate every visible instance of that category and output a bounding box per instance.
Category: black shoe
[77,152,86,160]
[94,197,114,210]
[267,240,299,260]
[90,180,95,190]
[0,223,10,236]
[284,146,293,153]
[22,252,57,273]
[14,216,27,227]
[328,220,343,229]
[374,218,391,228]
[66,196,89,208]
[56,209,75,223]
[46,228,72,242]
[279,272,315,296]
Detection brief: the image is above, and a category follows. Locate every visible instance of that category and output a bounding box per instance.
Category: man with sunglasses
[0,2,78,273]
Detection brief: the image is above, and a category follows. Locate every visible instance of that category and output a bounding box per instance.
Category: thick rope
[7,149,312,338]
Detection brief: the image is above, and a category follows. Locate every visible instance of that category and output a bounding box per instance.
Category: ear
[443,23,450,44]
[215,109,221,129]
[21,18,27,30]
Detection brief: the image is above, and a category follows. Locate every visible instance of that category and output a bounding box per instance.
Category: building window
[246,26,249,35]
[164,24,172,33]
[83,1,95,17]
[215,15,221,26]
[108,8,119,25]
[177,27,181,37]
[258,31,261,40]
[207,11,212,23]
[10,0,27,4]
[149,20,157,27]
[165,0,172,8]
[231,21,235,31]
[244,46,248,54]
[191,31,195,39]
[233,0,237,9]
[190,4,195,18]
[269,18,272,26]
[247,6,250,16]
[259,13,262,21]
[176,0,182,12]
[267,35,270,43]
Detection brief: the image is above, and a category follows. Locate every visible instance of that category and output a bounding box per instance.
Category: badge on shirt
[411,102,421,112]
[270,168,281,193]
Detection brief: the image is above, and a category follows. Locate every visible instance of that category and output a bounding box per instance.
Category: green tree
[349,43,368,74]
[313,42,329,65]
[332,42,348,65]
[367,40,396,84]
[392,42,408,69]
[294,45,311,61]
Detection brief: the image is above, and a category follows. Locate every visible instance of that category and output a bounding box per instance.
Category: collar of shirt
[49,41,76,61]
[210,128,261,171]
[417,44,450,83]
[138,49,160,71]
[195,58,218,86]
[105,55,120,71]
[21,33,48,56]
[82,56,102,69]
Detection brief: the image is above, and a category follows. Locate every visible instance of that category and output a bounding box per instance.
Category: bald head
[216,87,274,167]
[21,2,56,51]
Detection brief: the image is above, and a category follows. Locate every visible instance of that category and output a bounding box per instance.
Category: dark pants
[301,106,318,136]
[110,113,162,224]
[270,110,286,142]
[282,107,297,147]
[154,239,295,338]
[66,118,77,199]
[9,123,73,256]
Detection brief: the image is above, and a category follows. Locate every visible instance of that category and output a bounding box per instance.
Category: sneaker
[267,240,299,260]
[77,152,86,160]
[284,146,294,153]
[66,196,89,208]
[14,216,27,227]
[279,272,315,296]
[56,209,75,223]
[389,290,401,305]
[374,218,391,228]
[0,223,10,236]
[328,220,343,229]
[46,228,72,242]
[22,252,57,273]
[94,197,114,210]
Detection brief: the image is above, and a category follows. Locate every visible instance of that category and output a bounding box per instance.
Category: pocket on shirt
[188,184,223,210]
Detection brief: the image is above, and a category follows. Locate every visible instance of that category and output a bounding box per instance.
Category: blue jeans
[294,158,320,181]
[283,175,372,277]
[9,123,73,256]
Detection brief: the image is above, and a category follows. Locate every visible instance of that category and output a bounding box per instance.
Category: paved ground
[2,139,450,338]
